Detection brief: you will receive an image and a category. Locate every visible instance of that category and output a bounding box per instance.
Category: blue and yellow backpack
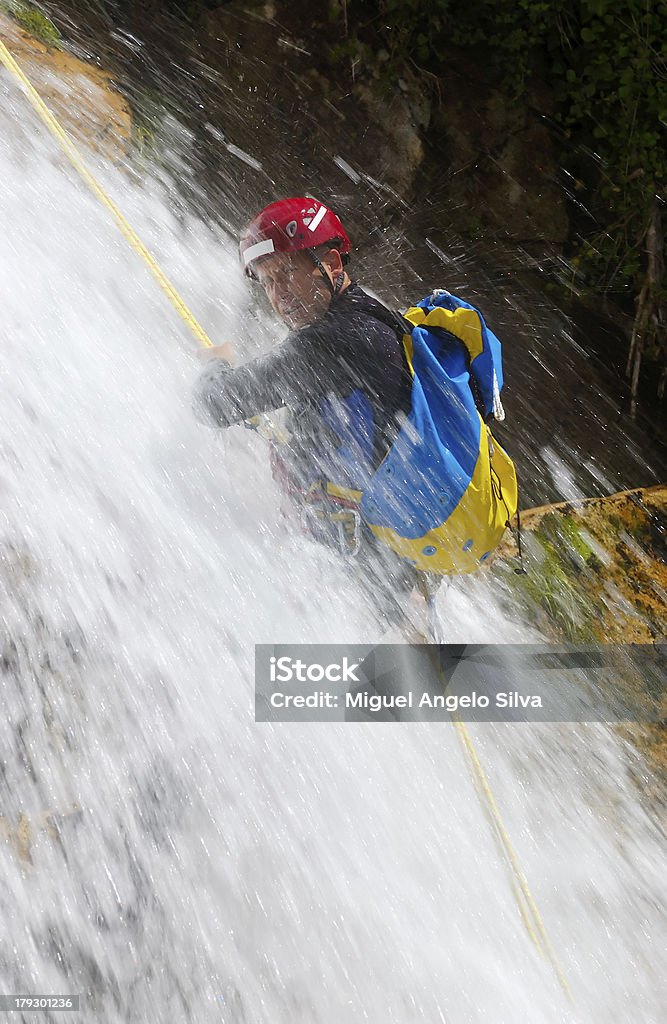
[323,289,518,574]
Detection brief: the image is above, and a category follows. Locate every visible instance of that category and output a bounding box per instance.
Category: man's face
[253,251,332,329]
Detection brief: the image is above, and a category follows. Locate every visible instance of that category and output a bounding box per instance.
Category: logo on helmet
[240,197,352,275]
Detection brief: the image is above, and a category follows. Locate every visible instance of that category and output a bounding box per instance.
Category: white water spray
[0,53,665,1023]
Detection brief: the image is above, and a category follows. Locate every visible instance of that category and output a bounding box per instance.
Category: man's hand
[197,342,235,364]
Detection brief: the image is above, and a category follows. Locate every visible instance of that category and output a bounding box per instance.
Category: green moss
[502,512,602,641]
[131,118,157,157]
[5,3,61,48]
[124,85,175,161]
[558,515,595,560]
[531,550,597,641]
[498,489,667,647]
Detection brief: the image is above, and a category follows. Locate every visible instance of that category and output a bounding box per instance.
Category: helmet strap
[306,250,345,298]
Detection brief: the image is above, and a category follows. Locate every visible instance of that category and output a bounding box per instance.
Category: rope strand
[0,38,214,349]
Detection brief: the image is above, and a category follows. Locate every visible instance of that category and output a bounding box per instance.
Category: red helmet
[240,197,351,275]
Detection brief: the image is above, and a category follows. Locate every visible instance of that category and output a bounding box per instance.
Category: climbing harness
[301,504,362,558]
[297,482,364,558]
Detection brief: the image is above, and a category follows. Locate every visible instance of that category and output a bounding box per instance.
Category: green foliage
[5,2,61,47]
[374,0,449,65]
[329,35,373,70]
[342,0,666,397]
[126,85,174,162]
[552,1,665,296]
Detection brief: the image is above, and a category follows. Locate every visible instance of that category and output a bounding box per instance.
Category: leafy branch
[337,0,666,409]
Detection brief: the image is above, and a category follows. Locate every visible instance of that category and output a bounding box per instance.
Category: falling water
[0,41,665,1024]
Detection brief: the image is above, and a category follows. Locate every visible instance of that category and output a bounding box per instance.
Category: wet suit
[194,284,412,481]
[193,283,419,624]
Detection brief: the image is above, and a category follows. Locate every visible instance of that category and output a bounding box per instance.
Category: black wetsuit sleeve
[192,327,378,429]
[192,344,301,427]
[192,290,412,442]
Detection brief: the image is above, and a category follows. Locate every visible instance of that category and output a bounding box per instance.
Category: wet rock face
[18,0,565,256]
[496,486,667,643]
[427,56,568,253]
[193,1,565,255]
[0,12,132,163]
[194,0,429,216]
[493,487,667,817]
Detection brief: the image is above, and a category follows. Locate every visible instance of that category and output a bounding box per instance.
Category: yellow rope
[453,718,572,1000]
[418,641,572,1000]
[0,37,214,348]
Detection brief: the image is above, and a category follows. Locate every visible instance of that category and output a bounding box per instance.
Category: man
[194,198,413,493]
[193,197,516,630]
[194,197,424,624]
